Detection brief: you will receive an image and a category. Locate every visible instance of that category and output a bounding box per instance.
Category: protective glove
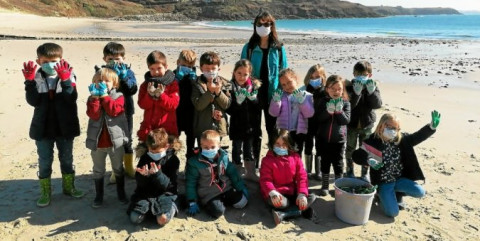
[113,63,128,80]
[353,81,364,96]
[147,82,156,97]
[268,190,283,208]
[187,202,200,216]
[247,89,258,101]
[97,82,108,97]
[154,84,165,98]
[296,193,308,211]
[242,188,249,200]
[272,89,283,102]
[430,110,441,129]
[365,79,376,95]
[235,88,247,105]
[54,59,73,81]
[88,83,100,96]
[326,99,336,115]
[367,158,384,170]
[334,98,344,113]
[293,89,306,104]
[22,61,37,81]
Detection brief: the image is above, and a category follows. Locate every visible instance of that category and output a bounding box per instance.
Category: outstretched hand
[430,110,441,129]
[54,59,73,81]
[22,61,38,81]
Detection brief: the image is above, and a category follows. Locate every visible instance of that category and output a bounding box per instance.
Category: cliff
[371,6,461,16]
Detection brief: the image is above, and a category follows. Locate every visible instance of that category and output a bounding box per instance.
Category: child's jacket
[345,79,382,129]
[305,85,325,136]
[117,68,138,116]
[268,91,314,134]
[259,150,308,200]
[25,70,80,140]
[313,95,351,143]
[175,69,196,134]
[85,89,129,150]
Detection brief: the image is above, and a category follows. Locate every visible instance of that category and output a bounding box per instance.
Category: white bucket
[334,177,376,225]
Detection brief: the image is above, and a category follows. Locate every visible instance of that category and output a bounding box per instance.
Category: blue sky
[346,0,480,11]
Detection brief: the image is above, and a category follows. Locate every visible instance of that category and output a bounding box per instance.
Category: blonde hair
[178,49,197,66]
[146,128,182,151]
[92,68,119,89]
[325,75,349,100]
[374,113,402,144]
[201,130,221,143]
[279,68,297,80]
[304,64,327,87]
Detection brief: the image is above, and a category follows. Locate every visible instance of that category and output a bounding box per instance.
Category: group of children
[22,41,440,226]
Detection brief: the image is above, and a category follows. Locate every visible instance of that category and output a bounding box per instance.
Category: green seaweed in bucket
[339,185,377,194]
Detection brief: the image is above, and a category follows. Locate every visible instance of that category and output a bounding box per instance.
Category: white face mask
[256,26,271,37]
[203,71,218,80]
[383,128,397,141]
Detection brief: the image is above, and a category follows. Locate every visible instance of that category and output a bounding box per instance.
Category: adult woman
[241,11,288,169]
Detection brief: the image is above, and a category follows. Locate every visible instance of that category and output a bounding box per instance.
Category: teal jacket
[185,148,246,205]
[241,43,288,102]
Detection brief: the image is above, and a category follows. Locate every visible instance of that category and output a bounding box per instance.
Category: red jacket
[259,150,308,200]
[137,80,179,141]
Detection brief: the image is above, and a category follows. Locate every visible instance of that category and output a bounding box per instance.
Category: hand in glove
[147,82,156,97]
[97,82,108,97]
[353,81,364,96]
[430,110,441,129]
[54,59,73,81]
[22,61,37,81]
[334,98,344,113]
[296,194,308,211]
[113,62,128,80]
[88,83,100,97]
[154,84,165,98]
[187,202,200,216]
[247,89,258,101]
[235,88,247,105]
[326,99,336,114]
[269,190,284,208]
[293,89,306,104]
[365,79,376,95]
[367,158,384,170]
[272,89,283,102]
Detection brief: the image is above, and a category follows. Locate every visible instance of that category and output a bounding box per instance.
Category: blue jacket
[117,69,137,116]
[241,43,288,102]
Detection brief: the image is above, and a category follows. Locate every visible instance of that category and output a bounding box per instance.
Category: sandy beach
[0,12,479,240]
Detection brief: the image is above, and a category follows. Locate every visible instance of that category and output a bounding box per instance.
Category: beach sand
[0,12,479,240]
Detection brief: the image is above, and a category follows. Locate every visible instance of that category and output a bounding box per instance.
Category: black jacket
[174,69,196,134]
[345,79,382,129]
[305,85,325,136]
[314,94,351,143]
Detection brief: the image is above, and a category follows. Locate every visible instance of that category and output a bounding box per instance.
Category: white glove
[353,81,363,96]
[326,100,335,114]
[334,99,343,113]
[247,89,258,101]
[272,89,283,102]
[293,89,306,104]
[296,194,308,211]
[365,79,376,95]
[235,88,247,105]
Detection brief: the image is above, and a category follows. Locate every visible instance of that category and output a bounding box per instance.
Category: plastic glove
[365,79,376,95]
[235,88,247,105]
[147,82,156,97]
[269,190,283,208]
[187,202,200,216]
[54,59,73,81]
[272,89,283,102]
[326,99,336,114]
[154,84,165,98]
[293,89,306,104]
[367,158,384,170]
[247,89,258,101]
[353,81,363,96]
[113,63,128,80]
[334,98,344,113]
[22,61,37,81]
[88,83,100,96]
[430,110,441,129]
[97,82,108,97]
[242,188,249,200]
[296,194,308,211]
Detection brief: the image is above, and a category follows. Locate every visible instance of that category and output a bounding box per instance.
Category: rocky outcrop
[372,6,461,16]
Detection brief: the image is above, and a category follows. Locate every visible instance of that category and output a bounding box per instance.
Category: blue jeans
[378,177,425,217]
[36,137,75,179]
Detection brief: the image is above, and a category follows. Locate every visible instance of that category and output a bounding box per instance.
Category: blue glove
[189,71,197,81]
[365,79,376,95]
[113,63,128,80]
[187,202,200,216]
[97,82,108,97]
[242,188,249,199]
[272,89,283,102]
[88,83,99,96]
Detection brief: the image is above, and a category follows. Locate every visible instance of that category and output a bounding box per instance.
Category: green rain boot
[62,173,85,198]
[37,177,51,207]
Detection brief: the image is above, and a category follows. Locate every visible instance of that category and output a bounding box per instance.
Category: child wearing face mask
[352,111,440,218]
[269,68,314,155]
[345,60,382,181]
[259,129,316,225]
[86,67,130,208]
[185,130,248,218]
[313,75,351,196]
[191,51,231,144]
[127,128,181,226]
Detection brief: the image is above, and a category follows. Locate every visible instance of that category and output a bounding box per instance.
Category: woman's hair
[374,113,402,144]
[92,67,119,89]
[304,64,327,87]
[268,129,295,152]
[146,128,182,151]
[247,11,283,49]
[325,75,349,100]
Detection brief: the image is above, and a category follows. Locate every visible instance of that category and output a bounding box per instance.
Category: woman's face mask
[256,26,271,38]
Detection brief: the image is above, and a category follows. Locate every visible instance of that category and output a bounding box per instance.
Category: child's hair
[92,68,119,89]
[232,59,253,79]
[146,50,167,67]
[374,113,402,144]
[200,129,221,143]
[146,128,182,151]
[268,129,294,151]
[304,64,327,87]
[325,75,349,100]
[199,51,221,67]
[37,43,63,59]
[178,50,197,66]
[279,68,297,81]
[103,42,125,57]
[353,60,372,76]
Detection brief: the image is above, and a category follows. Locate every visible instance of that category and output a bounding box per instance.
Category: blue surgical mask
[355,75,369,84]
[203,71,218,80]
[147,151,166,161]
[273,146,288,156]
[41,62,58,76]
[309,78,322,88]
[202,148,219,160]
[176,65,193,80]
[383,128,397,141]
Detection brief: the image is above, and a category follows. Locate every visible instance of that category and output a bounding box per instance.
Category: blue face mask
[202,148,219,160]
[355,75,369,84]
[41,62,58,76]
[273,146,288,156]
[309,78,322,88]
[147,151,166,161]
[176,66,193,80]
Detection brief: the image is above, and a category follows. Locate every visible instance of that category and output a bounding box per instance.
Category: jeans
[232,138,254,165]
[378,177,425,217]
[36,137,75,179]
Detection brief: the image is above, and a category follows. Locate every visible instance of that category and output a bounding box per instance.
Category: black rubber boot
[92,178,104,208]
[319,173,330,196]
[272,208,302,225]
[115,175,128,204]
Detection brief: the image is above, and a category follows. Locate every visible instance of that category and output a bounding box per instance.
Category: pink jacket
[259,150,309,200]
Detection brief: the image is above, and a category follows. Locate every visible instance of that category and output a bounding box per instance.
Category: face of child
[274,137,288,149]
[103,54,124,65]
[381,119,400,133]
[200,64,219,80]
[149,63,167,77]
[200,138,220,151]
[36,56,60,65]
[279,75,297,94]
[326,82,343,99]
[234,66,250,86]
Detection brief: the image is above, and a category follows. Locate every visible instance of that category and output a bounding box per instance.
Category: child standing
[174,50,198,161]
[259,129,316,225]
[22,42,84,207]
[137,50,179,147]
[301,64,327,180]
[102,42,138,180]
[185,130,249,218]
[269,68,314,154]
[86,68,129,208]
[352,111,440,217]
[314,75,351,196]
[191,51,231,141]
[345,60,382,181]
[226,59,262,182]
[127,128,181,226]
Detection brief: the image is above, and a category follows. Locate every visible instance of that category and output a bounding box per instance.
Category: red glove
[54,59,73,81]
[22,61,37,81]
